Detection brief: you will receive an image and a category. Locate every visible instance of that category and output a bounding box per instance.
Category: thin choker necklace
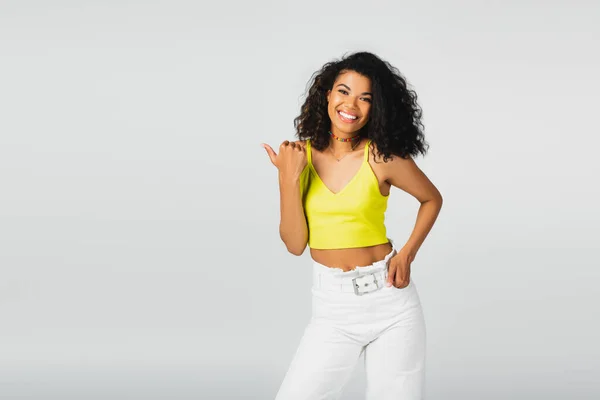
[327,132,362,162]
[329,131,360,143]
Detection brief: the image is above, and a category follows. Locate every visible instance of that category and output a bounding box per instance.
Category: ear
[326,89,330,102]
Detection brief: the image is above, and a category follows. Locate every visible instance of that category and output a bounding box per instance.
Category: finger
[395,273,408,288]
[400,277,409,288]
[386,263,395,287]
[396,266,411,288]
[394,265,406,288]
[261,143,277,165]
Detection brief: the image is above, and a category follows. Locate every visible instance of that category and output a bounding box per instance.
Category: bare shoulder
[367,139,384,160]
[369,141,441,202]
[369,140,413,165]
[368,140,418,184]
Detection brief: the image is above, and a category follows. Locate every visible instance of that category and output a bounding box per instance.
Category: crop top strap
[364,139,371,162]
[306,139,312,165]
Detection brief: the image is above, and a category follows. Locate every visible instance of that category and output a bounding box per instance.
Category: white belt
[315,268,388,296]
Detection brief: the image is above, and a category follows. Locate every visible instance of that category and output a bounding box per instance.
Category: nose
[343,102,356,111]
[345,96,359,108]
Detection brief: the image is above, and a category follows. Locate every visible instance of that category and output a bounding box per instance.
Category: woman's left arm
[383,155,443,288]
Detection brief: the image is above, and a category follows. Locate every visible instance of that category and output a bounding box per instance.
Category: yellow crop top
[299,138,390,249]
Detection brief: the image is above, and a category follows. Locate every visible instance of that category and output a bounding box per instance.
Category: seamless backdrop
[0,1,598,399]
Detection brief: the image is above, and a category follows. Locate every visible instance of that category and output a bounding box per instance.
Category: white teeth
[339,111,357,120]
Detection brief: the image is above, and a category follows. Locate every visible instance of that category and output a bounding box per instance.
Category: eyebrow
[335,83,372,96]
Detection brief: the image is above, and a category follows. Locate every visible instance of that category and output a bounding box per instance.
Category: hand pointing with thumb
[261,140,307,181]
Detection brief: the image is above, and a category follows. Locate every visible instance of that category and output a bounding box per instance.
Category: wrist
[401,242,419,258]
[279,172,301,185]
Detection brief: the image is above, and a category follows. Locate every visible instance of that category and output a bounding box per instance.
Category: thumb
[260,143,277,166]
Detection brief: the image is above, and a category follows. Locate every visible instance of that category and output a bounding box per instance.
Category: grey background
[1,1,598,399]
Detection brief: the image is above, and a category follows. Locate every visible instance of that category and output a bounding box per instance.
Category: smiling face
[326,70,372,137]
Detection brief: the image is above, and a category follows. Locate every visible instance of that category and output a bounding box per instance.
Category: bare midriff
[309,241,393,272]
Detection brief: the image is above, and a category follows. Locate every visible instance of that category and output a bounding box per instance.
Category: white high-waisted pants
[275,239,426,400]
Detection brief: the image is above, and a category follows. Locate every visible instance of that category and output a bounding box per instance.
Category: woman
[261,51,443,400]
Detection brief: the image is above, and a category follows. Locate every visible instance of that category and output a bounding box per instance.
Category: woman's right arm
[278,172,308,255]
[261,140,309,256]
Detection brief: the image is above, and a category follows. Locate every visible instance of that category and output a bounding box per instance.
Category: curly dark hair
[294,51,429,161]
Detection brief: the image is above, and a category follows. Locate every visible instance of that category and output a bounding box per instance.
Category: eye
[362,98,372,103]
[338,89,348,95]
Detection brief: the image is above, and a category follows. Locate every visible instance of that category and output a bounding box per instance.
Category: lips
[337,110,359,123]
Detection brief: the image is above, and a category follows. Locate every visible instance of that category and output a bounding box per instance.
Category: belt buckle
[352,272,381,296]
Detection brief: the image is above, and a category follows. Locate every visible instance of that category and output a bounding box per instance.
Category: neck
[330,138,361,153]
[329,129,361,151]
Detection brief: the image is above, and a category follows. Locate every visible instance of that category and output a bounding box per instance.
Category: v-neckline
[309,159,366,196]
